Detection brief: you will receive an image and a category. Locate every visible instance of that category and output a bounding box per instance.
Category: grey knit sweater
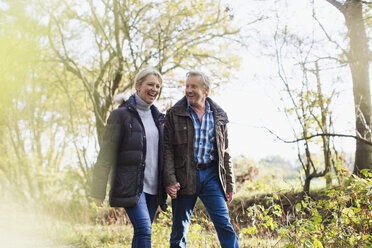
[135,94,159,195]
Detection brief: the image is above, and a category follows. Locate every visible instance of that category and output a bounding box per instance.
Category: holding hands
[166,182,180,199]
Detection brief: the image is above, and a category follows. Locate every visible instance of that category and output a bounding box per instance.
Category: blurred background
[0,0,371,247]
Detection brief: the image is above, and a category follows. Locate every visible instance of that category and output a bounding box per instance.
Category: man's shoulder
[207,97,226,114]
[166,97,187,114]
[207,97,229,123]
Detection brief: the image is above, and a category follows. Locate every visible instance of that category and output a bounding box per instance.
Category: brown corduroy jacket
[163,96,235,199]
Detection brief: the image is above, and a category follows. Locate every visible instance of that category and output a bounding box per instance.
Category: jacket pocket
[172,119,188,144]
[111,167,138,197]
[173,128,188,161]
[172,129,188,144]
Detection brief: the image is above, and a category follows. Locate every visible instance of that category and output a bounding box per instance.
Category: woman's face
[136,74,161,104]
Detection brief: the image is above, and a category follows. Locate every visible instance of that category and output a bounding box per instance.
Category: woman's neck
[135,93,151,111]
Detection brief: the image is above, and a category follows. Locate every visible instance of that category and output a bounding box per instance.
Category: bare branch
[325,0,346,14]
[264,126,372,146]
[312,6,349,57]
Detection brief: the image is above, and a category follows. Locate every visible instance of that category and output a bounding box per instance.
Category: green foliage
[152,210,219,247]
[61,207,221,247]
[1,1,371,247]
[63,224,133,248]
[279,173,372,247]
[245,203,280,234]
[0,0,243,210]
[0,0,75,202]
[233,155,304,199]
[44,0,243,144]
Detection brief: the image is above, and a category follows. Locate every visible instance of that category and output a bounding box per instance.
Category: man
[163,70,239,248]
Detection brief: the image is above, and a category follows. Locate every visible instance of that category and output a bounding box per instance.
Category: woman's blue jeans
[125,192,158,248]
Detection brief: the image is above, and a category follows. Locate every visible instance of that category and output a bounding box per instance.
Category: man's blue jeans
[125,192,158,248]
[170,166,239,248]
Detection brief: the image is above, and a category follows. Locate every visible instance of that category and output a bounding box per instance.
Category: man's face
[185,75,209,107]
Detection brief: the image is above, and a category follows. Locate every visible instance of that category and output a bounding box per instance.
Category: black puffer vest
[91,95,167,210]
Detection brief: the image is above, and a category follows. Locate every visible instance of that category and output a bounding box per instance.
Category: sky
[210,0,362,161]
[213,57,356,161]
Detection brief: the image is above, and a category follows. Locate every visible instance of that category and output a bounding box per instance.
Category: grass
[0,160,340,248]
[62,206,280,247]
[0,199,279,247]
[0,201,73,248]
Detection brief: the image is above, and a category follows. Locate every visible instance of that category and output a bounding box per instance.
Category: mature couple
[91,67,239,248]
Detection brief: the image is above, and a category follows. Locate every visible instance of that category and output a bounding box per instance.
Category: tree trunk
[326,0,372,175]
[304,176,311,194]
[344,1,372,175]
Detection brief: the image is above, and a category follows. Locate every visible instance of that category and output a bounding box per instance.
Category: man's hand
[226,192,234,203]
[166,183,180,199]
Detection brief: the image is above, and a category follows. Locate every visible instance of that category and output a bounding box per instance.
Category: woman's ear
[135,82,140,92]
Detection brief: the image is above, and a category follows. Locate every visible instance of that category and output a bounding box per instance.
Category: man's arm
[163,109,179,188]
[223,124,236,201]
[163,109,181,198]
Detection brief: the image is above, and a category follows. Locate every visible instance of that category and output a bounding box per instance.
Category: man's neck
[190,99,207,123]
[192,102,206,114]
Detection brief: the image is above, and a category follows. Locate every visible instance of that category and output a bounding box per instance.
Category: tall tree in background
[0,0,73,200]
[45,0,241,145]
[43,0,243,198]
[0,0,243,203]
[324,0,371,175]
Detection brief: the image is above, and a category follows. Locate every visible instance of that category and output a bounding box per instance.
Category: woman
[91,67,167,248]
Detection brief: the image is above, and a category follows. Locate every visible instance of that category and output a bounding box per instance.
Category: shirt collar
[187,99,211,114]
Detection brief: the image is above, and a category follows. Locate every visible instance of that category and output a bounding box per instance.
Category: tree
[45,0,242,146]
[272,15,342,192]
[39,0,245,201]
[0,0,72,200]
[324,0,372,175]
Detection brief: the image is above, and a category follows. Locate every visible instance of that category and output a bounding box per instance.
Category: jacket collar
[207,97,229,125]
[126,94,137,110]
[173,96,228,124]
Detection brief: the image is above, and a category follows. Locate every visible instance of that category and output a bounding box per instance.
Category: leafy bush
[279,170,372,247]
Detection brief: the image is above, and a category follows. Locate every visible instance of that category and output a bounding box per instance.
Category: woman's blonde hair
[134,67,163,86]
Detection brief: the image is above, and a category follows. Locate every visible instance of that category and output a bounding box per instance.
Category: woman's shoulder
[107,104,133,124]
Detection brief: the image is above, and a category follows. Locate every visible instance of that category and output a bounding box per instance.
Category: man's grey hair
[134,67,163,86]
[186,70,210,89]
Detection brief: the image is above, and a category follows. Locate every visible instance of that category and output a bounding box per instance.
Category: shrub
[279,170,372,248]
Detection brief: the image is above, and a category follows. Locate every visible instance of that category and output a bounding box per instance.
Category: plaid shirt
[187,100,216,164]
